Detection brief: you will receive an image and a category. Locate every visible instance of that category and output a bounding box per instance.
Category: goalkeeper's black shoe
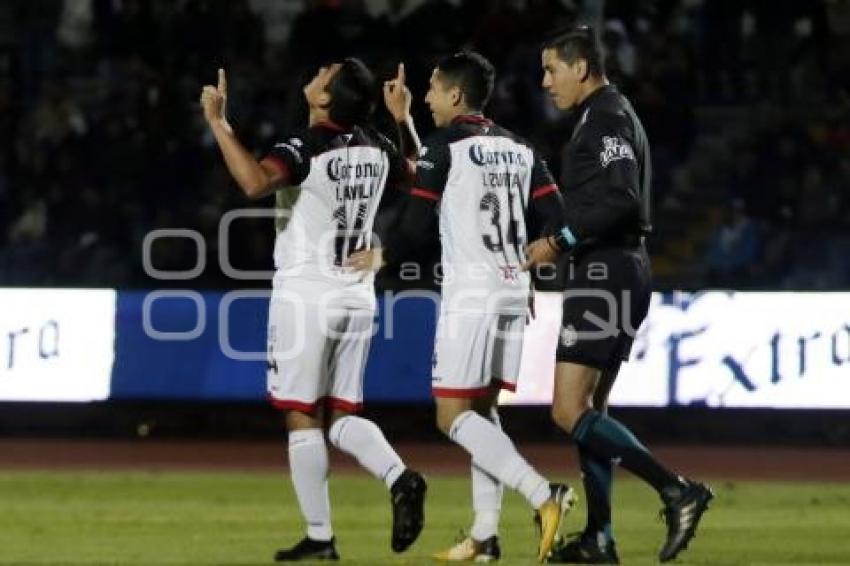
[658,481,714,562]
[390,469,427,552]
[547,531,619,564]
[274,537,339,561]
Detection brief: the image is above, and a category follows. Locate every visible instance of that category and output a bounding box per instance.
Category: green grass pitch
[1,471,849,565]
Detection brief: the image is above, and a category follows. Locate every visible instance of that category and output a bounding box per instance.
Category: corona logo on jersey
[469,144,529,190]
[326,157,385,183]
[468,144,528,167]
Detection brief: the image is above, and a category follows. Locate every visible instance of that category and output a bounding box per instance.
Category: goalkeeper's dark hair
[326,57,377,126]
[543,25,606,79]
[435,51,495,111]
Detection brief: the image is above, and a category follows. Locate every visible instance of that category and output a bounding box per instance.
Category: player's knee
[550,403,571,431]
[285,409,320,431]
[551,401,583,433]
[435,403,465,436]
[435,410,455,436]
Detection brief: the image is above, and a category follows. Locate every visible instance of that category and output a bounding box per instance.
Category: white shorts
[431,311,526,398]
[266,287,374,414]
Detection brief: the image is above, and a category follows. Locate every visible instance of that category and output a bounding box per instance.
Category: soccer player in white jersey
[349,51,573,563]
[200,59,426,562]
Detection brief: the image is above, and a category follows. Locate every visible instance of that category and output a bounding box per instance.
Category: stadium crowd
[0,0,848,290]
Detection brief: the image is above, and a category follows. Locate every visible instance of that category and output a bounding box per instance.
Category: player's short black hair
[543,25,606,78]
[326,57,376,126]
[435,51,495,111]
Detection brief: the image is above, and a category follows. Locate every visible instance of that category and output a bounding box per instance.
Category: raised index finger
[218,68,227,93]
[397,63,405,85]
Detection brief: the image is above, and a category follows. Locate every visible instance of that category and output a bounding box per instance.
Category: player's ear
[451,86,462,107]
[578,59,590,83]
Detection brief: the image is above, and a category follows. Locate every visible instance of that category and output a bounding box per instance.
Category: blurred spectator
[704,200,761,288]
[753,206,795,287]
[602,19,636,84]
[57,0,94,53]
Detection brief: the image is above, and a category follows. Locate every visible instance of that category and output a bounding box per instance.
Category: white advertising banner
[503,291,850,408]
[0,289,117,402]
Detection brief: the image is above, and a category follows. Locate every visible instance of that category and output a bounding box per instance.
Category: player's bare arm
[200,68,285,200]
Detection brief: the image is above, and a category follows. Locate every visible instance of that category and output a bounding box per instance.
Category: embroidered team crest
[599,136,634,167]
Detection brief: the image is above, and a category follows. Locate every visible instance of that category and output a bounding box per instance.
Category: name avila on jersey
[326,157,385,182]
[335,182,378,202]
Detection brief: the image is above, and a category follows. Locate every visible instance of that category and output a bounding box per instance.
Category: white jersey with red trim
[413,116,558,315]
[262,123,405,310]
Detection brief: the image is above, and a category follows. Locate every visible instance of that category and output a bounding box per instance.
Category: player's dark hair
[435,51,495,111]
[326,57,377,126]
[543,25,606,79]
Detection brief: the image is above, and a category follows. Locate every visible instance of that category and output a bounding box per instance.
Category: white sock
[471,465,502,540]
[329,415,406,489]
[450,411,550,509]
[288,429,333,541]
[470,408,503,541]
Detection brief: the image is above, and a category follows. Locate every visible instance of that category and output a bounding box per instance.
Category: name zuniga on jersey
[327,157,385,202]
[469,144,527,190]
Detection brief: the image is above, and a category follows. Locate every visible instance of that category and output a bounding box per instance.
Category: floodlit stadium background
[1,2,849,564]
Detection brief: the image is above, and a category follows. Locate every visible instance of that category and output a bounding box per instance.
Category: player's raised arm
[200,68,285,200]
[383,63,421,159]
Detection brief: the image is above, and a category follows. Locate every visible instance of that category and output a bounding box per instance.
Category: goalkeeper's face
[304,63,342,110]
